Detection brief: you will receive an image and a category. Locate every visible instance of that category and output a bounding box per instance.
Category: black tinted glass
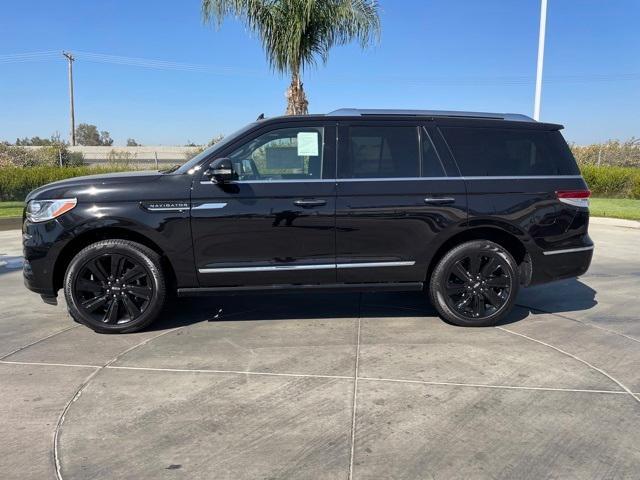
[421,129,446,177]
[441,127,580,176]
[341,126,419,178]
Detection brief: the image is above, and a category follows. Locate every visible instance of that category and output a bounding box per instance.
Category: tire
[64,239,166,333]
[429,240,519,327]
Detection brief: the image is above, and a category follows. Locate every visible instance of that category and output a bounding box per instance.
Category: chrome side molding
[199,260,416,274]
[192,203,228,210]
[542,245,594,256]
[199,264,335,273]
[336,261,415,269]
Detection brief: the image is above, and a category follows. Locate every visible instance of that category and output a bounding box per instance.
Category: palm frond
[202,0,381,75]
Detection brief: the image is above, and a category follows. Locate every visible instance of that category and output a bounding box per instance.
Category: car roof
[256,109,563,130]
[325,108,535,122]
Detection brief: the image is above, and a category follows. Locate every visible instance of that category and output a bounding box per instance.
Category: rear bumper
[530,243,594,285]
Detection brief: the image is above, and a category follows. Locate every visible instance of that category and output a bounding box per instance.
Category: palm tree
[202,0,380,115]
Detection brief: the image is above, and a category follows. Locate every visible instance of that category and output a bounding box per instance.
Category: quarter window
[441,127,580,176]
[227,127,324,181]
[340,126,419,178]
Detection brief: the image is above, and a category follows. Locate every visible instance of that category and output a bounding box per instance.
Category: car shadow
[497,278,598,326]
[149,278,598,332]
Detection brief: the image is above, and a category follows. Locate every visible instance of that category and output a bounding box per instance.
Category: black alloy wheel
[429,240,519,327]
[64,239,166,333]
[75,253,153,325]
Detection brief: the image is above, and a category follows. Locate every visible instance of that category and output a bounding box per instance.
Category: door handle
[294,199,327,207]
[424,197,455,205]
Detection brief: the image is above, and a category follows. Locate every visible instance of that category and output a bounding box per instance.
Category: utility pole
[533,0,548,121]
[63,51,76,146]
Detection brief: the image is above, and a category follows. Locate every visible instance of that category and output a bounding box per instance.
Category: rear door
[438,123,587,249]
[335,120,467,284]
[191,121,337,287]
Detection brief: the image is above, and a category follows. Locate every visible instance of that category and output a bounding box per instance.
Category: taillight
[556,189,590,208]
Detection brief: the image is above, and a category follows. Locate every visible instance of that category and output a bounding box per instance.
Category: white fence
[23,145,197,167]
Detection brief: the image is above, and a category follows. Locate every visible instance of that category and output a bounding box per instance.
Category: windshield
[173,122,258,174]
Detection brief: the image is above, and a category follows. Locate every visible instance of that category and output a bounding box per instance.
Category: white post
[534,0,548,121]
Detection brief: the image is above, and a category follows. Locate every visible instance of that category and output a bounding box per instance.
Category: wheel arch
[425,226,531,285]
[53,226,177,292]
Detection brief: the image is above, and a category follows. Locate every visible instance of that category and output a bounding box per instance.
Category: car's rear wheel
[429,240,519,327]
[64,239,166,333]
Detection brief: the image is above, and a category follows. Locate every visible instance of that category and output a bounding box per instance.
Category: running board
[177,282,424,297]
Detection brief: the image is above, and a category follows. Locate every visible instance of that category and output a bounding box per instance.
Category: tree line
[9,124,140,147]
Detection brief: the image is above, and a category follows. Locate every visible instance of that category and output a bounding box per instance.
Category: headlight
[26,198,77,223]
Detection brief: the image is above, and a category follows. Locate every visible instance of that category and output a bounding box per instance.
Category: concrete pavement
[1,222,639,479]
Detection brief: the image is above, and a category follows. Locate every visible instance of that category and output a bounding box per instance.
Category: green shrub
[0,165,136,201]
[0,143,84,167]
[571,138,640,168]
[580,165,640,199]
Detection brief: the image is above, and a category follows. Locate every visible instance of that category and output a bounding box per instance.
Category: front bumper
[22,218,74,298]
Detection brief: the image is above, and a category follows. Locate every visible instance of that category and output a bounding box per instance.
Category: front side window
[441,127,580,176]
[339,126,419,178]
[227,127,324,181]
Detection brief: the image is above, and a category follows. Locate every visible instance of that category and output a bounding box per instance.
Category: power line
[73,50,266,77]
[1,50,639,86]
[0,51,59,64]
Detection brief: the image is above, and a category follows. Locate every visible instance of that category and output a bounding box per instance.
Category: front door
[191,123,337,287]
[335,121,467,284]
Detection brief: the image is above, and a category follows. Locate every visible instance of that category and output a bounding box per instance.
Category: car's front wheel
[64,239,166,333]
[429,240,519,327]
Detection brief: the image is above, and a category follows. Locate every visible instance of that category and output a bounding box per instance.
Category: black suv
[23,109,593,333]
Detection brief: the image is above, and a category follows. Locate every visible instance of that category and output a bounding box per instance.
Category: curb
[590,216,640,229]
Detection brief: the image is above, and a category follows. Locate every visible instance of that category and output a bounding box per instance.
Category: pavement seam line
[348,315,362,480]
[53,326,184,480]
[496,326,640,405]
[515,303,640,344]
[106,365,353,380]
[357,376,631,395]
[6,359,640,395]
[0,324,80,361]
[0,360,100,369]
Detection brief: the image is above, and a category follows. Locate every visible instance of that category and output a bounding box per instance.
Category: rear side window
[339,126,419,178]
[441,127,580,176]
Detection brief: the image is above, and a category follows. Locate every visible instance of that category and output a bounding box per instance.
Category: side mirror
[206,157,235,183]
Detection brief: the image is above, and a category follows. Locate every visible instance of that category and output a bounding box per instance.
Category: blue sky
[1,0,638,145]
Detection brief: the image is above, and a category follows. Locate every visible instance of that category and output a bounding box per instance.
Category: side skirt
[177,282,424,297]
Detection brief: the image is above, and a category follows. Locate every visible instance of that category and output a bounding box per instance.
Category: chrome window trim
[199,175,583,185]
[337,175,583,182]
[542,245,594,256]
[192,203,228,210]
[337,177,453,182]
[198,260,415,273]
[461,175,583,180]
[199,179,333,185]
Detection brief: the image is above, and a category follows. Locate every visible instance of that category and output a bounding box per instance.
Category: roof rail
[326,108,535,122]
